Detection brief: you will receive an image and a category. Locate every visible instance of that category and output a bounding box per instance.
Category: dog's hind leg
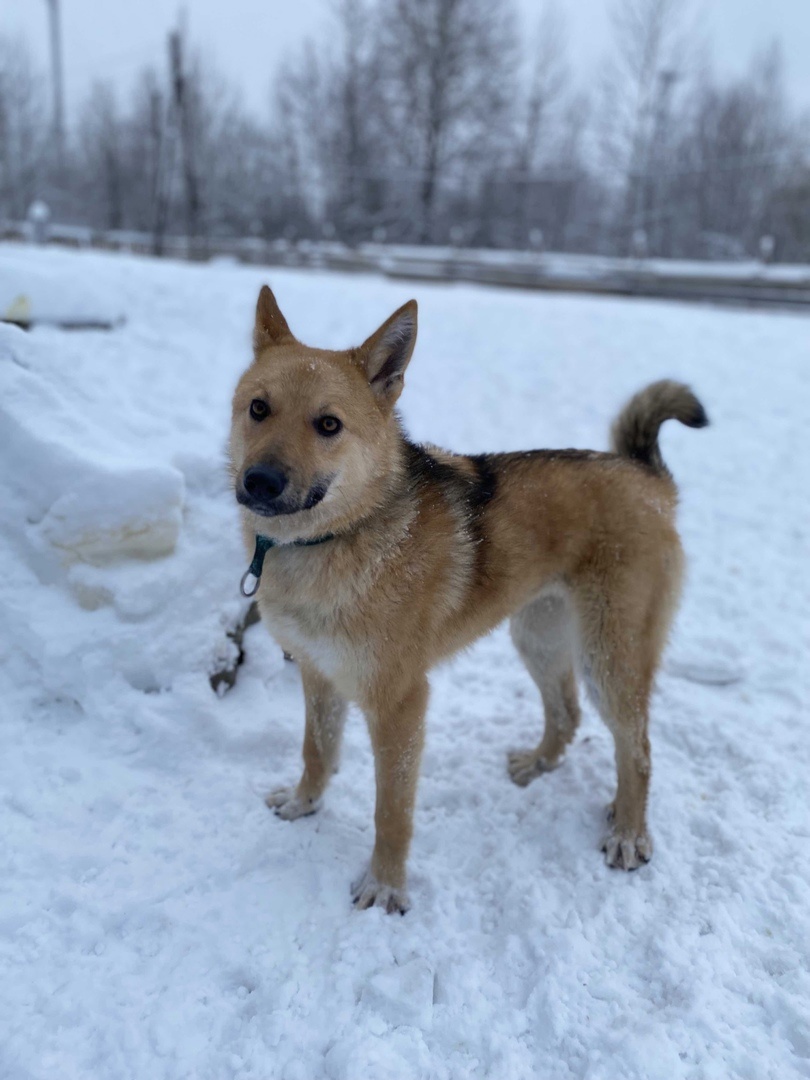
[266,662,347,820]
[508,591,581,787]
[572,555,679,870]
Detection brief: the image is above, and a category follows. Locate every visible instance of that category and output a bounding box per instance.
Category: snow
[0,336,184,569]
[1,242,809,1080]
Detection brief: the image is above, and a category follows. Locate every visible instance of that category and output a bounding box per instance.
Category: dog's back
[396,381,706,665]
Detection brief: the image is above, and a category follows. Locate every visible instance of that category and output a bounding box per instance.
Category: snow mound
[0,323,184,574]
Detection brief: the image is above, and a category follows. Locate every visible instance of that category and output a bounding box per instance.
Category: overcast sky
[4,0,810,125]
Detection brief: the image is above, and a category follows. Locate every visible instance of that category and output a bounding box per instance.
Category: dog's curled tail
[611,380,708,478]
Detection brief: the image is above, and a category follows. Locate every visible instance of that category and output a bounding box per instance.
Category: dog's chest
[259,588,373,694]
[253,534,407,694]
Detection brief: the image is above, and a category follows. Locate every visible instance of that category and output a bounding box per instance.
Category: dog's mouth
[303,479,330,510]
[236,477,332,518]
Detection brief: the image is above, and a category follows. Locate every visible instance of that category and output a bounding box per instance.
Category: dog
[229,285,708,913]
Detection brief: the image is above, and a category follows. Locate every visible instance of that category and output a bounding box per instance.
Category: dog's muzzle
[237,468,331,517]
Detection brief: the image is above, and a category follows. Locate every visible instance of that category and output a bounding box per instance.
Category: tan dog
[229,286,708,913]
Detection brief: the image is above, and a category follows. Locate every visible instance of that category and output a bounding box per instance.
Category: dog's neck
[343,421,417,534]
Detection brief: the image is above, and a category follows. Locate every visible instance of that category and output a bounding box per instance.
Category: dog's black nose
[243,465,288,502]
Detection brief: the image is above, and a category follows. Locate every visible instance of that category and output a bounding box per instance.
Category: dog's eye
[315,416,342,437]
[249,399,269,421]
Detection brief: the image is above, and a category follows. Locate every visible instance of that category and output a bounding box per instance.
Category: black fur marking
[486,448,613,469]
[618,418,661,470]
[468,454,499,509]
[467,455,499,586]
[686,402,710,428]
[402,442,497,588]
[517,448,603,463]
[402,441,466,495]
[303,478,331,510]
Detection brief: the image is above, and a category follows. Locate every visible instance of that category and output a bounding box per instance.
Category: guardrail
[3,222,809,310]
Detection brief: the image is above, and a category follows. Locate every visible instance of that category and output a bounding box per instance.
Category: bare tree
[268,2,396,241]
[517,2,569,176]
[669,42,800,257]
[78,82,125,229]
[270,45,331,234]
[128,65,175,251]
[186,56,284,239]
[378,0,519,242]
[770,159,810,262]
[326,0,391,238]
[598,0,700,253]
[504,2,576,246]
[0,36,49,222]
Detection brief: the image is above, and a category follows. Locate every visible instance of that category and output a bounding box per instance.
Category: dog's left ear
[254,285,295,353]
[358,300,418,404]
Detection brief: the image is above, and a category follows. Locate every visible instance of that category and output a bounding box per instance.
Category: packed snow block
[39,464,184,564]
[0,324,184,567]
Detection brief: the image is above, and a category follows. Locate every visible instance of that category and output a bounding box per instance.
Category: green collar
[240,532,335,597]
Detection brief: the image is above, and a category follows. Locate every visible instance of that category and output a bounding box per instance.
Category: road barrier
[3,222,809,311]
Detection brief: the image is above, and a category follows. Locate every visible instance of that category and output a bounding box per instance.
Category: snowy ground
[1,244,808,1080]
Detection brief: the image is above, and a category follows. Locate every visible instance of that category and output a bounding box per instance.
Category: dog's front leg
[352,677,428,914]
[266,662,347,820]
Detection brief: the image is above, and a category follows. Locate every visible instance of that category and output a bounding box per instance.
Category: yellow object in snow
[4,295,32,324]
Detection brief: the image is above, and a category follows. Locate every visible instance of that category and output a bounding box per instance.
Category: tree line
[1,0,809,261]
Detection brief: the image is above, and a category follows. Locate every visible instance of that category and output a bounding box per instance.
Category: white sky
[3,0,810,125]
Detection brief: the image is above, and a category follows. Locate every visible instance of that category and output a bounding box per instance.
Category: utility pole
[150,82,172,256]
[169,22,202,253]
[44,0,66,165]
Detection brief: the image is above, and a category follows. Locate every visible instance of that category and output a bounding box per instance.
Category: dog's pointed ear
[254,285,295,353]
[358,300,417,404]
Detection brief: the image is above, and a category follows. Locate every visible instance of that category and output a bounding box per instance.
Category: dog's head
[230,285,417,540]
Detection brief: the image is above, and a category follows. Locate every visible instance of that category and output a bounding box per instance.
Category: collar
[240,532,335,597]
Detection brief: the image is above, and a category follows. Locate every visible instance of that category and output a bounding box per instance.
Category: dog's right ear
[254,285,295,353]
[358,300,418,406]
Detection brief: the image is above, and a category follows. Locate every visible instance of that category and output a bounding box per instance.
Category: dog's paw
[264,786,320,821]
[602,827,653,871]
[350,867,409,915]
[507,748,557,787]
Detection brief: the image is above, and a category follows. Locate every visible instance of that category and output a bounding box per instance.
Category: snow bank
[0,324,184,578]
[0,243,808,1080]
